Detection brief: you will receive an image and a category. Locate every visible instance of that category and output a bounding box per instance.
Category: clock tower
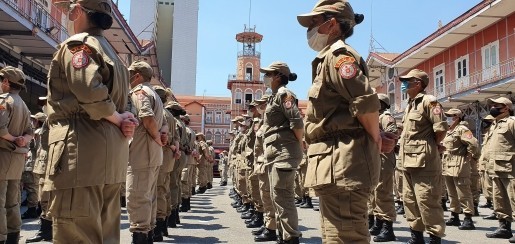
[227,25,266,120]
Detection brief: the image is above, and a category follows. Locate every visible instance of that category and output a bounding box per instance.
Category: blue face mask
[401,81,409,93]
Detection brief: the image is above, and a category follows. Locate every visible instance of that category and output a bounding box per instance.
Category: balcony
[237,50,260,58]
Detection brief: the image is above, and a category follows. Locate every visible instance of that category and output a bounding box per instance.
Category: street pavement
[19,178,507,243]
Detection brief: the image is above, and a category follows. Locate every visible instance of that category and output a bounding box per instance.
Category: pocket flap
[49,125,69,144]
[308,81,321,99]
[404,141,426,154]
[495,154,514,161]
[307,142,332,156]
[407,113,423,121]
[264,133,278,146]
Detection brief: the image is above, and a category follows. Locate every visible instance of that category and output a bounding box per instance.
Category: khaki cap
[0,66,26,89]
[30,112,47,122]
[242,113,252,118]
[399,69,429,86]
[206,140,213,145]
[444,108,462,117]
[483,114,495,122]
[255,95,270,104]
[180,114,190,121]
[231,116,244,122]
[488,97,513,109]
[196,132,205,138]
[259,62,291,77]
[297,0,356,28]
[377,93,390,107]
[129,61,153,79]
[57,0,112,16]
[165,101,183,110]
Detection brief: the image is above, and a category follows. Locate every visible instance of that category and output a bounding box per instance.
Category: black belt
[311,129,364,143]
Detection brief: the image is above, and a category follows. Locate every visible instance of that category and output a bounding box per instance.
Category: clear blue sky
[118,0,480,99]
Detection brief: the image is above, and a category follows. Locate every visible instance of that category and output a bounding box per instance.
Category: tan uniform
[171,116,188,210]
[484,115,515,221]
[0,91,33,241]
[255,118,276,230]
[400,92,448,237]
[236,131,251,204]
[45,32,129,243]
[208,145,215,184]
[157,109,178,220]
[33,121,50,219]
[22,131,40,209]
[218,153,229,183]
[264,86,303,241]
[295,153,308,199]
[479,127,493,202]
[442,121,479,215]
[126,83,165,233]
[196,140,210,188]
[246,119,263,212]
[181,126,197,199]
[304,40,381,243]
[369,111,398,221]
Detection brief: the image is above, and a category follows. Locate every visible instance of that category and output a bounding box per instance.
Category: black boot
[458,214,475,230]
[368,215,375,229]
[294,197,303,207]
[373,221,396,242]
[428,234,441,244]
[175,208,180,224]
[120,196,126,208]
[26,218,53,242]
[162,217,169,236]
[313,206,319,211]
[6,231,19,244]
[480,199,493,208]
[168,210,177,228]
[36,202,42,216]
[220,181,227,186]
[285,237,300,244]
[191,187,196,195]
[231,197,243,208]
[180,198,189,212]
[147,230,154,244]
[207,182,212,189]
[21,207,38,219]
[396,202,405,215]
[252,225,266,235]
[441,199,448,211]
[254,228,277,242]
[407,228,424,244]
[186,198,191,211]
[369,217,383,236]
[300,197,313,208]
[484,213,497,220]
[445,212,461,226]
[241,208,255,219]
[486,219,513,239]
[237,203,251,213]
[132,233,147,244]
[152,220,164,242]
[473,202,480,216]
[245,212,257,224]
[246,212,264,228]
[510,236,515,243]
[196,186,207,194]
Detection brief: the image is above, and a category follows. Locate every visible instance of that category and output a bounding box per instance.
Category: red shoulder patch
[432,105,442,115]
[464,131,473,139]
[284,100,292,109]
[334,55,356,69]
[71,51,90,69]
[339,63,358,79]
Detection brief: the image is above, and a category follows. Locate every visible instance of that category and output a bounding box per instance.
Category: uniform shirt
[160,109,178,172]
[175,116,189,153]
[442,121,479,177]
[484,115,515,178]
[25,127,41,172]
[304,40,380,192]
[237,129,251,169]
[186,126,197,165]
[380,110,398,175]
[0,91,33,180]
[128,83,165,169]
[478,126,492,172]
[263,86,303,168]
[244,120,259,167]
[33,121,49,175]
[400,92,448,176]
[44,32,129,190]
[197,140,210,165]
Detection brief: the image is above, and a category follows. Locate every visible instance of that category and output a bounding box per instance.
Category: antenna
[248,0,252,27]
[368,0,388,54]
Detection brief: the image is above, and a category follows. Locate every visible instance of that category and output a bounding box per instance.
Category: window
[234,89,242,104]
[245,93,253,106]
[455,55,469,91]
[246,67,253,81]
[215,111,222,124]
[205,131,213,141]
[434,65,445,98]
[215,131,222,144]
[205,111,212,123]
[482,40,500,80]
[224,113,231,124]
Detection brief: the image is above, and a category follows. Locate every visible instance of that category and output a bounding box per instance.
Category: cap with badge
[30,112,47,122]
[444,108,463,118]
[196,132,205,140]
[0,66,26,89]
[56,0,112,16]
[259,62,291,77]
[129,61,153,80]
[255,95,270,105]
[488,97,513,109]
[399,69,430,86]
[231,116,244,123]
[297,0,362,28]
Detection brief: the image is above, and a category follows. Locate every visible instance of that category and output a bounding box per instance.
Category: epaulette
[0,93,8,99]
[64,33,89,46]
[424,94,438,103]
[330,40,347,55]
[509,116,515,121]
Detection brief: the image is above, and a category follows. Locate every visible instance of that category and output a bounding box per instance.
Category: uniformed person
[235,120,253,214]
[20,113,46,220]
[219,150,229,186]
[441,108,479,230]
[0,66,33,243]
[257,61,303,243]
[207,140,215,189]
[394,123,405,215]
[126,61,167,243]
[368,93,398,242]
[398,69,448,243]
[297,1,395,243]
[180,114,197,212]
[483,97,515,240]
[480,115,495,218]
[153,86,180,240]
[195,133,211,194]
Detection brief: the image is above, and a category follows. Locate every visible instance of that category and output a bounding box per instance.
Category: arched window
[255,89,263,100]
[245,63,253,81]
[206,130,213,141]
[234,89,242,104]
[215,131,222,144]
[215,111,222,124]
[244,88,253,106]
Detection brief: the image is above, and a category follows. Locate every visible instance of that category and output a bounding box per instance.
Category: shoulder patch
[463,130,473,139]
[432,104,442,115]
[334,55,356,69]
[339,63,358,79]
[71,51,90,69]
[135,90,148,101]
[0,104,5,111]
[69,44,92,54]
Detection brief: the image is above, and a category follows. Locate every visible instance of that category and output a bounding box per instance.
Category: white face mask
[307,25,330,52]
[264,76,273,88]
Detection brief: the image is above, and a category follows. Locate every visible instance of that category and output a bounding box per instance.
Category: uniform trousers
[470,159,481,204]
[237,168,250,204]
[248,169,263,212]
[37,176,50,219]
[369,167,396,222]
[394,169,403,202]
[403,171,445,237]
[269,164,300,241]
[49,184,121,244]
[208,163,214,184]
[444,176,474,214]
[480,171,493,201]
[196,163,209,187]
[319,188,370,244]
[219,161,229,183]
[181,164,195,199]
[492,177,515,221]
[156,170,171,220]
[259,165,276,230]
[170,153,188,211]
[22,171,39,208]
[126,166,159,233]
[0,180,21,242]
[298,164,308,197]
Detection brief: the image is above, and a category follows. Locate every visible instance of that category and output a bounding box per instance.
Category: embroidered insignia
[432,105,442,115]
[339,63,358,79]
[284,101,292,109]
[464,131,473,139]
[71,51,90,69]
[334,55,356,69]
[136,92,146,101]
[69,44,92,54]
[0,105,5,110]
